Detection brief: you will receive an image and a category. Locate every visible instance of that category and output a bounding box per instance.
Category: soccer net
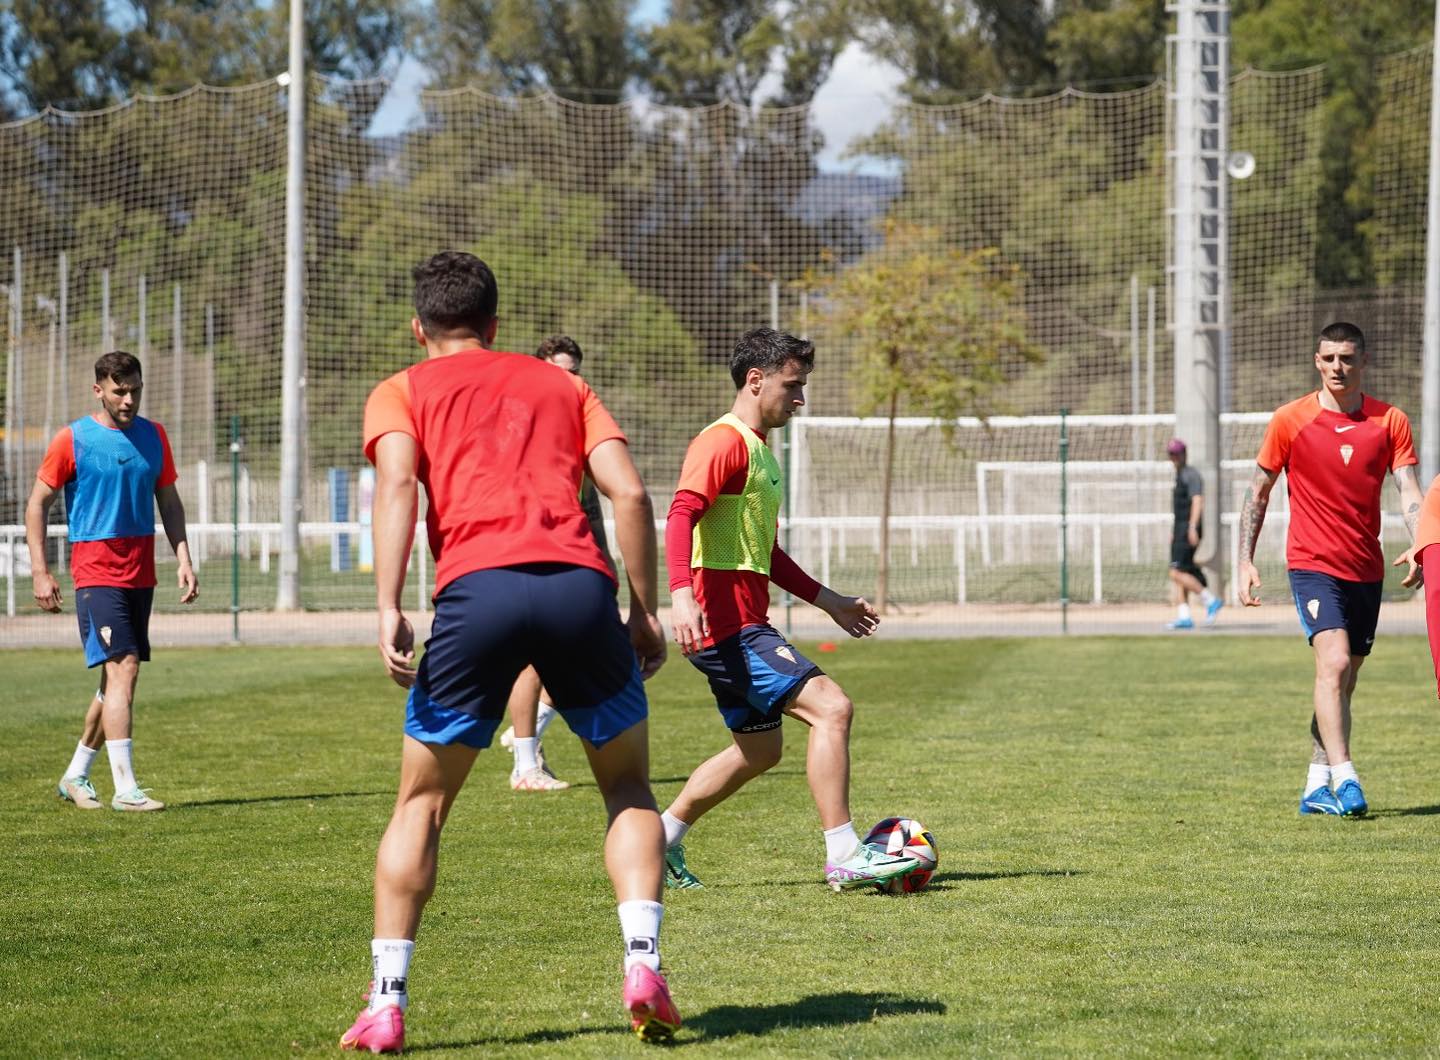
[0,51,1429,643]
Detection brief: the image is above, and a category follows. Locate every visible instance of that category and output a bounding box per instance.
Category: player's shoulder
[1267,393,1322,434]
[1361,394,1409,426]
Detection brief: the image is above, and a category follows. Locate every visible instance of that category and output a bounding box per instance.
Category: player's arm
[24,477,62,612]
[587,437,666,679]
[1187,493,1203,548]
[373,431,420,687]
[580,479,617,577]
[1237,464,1280,606]
[1391,464,1426,588]
[665,492,709,656]
[155,484,199,603]
[771,543,879,638]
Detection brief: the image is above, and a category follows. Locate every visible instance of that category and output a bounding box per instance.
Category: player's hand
[177,562,199,604]
[1187,526,1199,548]
[670,587,709,656]
[1238,561,1262,606]
[818,588,880,638]
[629,609,667,680]
[1393,545,1425,589]
[378,607,416,688]
[32,570,62,612]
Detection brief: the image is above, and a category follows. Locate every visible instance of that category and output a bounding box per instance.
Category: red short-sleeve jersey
[362,348,625,596]
[1256,393,1416,582]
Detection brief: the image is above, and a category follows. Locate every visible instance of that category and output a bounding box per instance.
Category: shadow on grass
[406,1026,631,1052]
[172,790,389,810]
[687,991,946,1040]
[1369,804,1440,817]
[765,867,1080,890]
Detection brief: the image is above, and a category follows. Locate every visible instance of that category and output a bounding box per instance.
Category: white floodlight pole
[1421,0,1440,486]
[276,0,307,610]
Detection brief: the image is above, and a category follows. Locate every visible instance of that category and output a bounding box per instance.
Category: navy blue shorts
[75,586,154,668]
[405,563,647,749]
[1288,569,1382,657]
[688,625,823,734]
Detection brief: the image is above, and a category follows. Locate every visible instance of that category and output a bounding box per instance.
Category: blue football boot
[1204,597,1224,626]
[1165,617,1195,631]
[1299,786,1343,815]
[1334,779,1368,817]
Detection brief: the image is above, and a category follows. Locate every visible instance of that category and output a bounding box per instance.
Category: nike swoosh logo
[117,455,133,463]
[1335,425,1358,433]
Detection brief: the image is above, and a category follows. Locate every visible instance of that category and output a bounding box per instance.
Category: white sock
[1332,760,1359,787]
[1305,763,1331,793]
[824,820,859,863]
[106,739,136,794]
[535,700,558,738]
[1177,602,1193,621]
[370,938,414,1012]
[618,899,662,972]
[661,811,690,849]
[513,736,539,774]
[1201,589,1217,606]
[65,741,100,779]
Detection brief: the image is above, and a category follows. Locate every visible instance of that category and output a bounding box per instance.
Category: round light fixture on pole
[1226,151,1256,180]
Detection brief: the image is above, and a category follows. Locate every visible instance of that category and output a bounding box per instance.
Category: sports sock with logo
[618,900,663,972]
[1331,760,1359,787]
[1305,763,1331,794]
[824,821,860,863]
[661,811,690,849]
[535,700,558,738]
[65,741,100,780]
[370,939,414,1012]
[513,736,539,774]
[106,739,136,793]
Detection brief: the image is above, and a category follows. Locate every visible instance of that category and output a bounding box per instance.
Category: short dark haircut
[412,251,498,337]
[536,334,583,366]
[729,328,815,388]
[95,351,142,383]
[1319,321,1365,354]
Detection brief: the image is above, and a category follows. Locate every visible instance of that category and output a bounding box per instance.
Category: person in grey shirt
[1166,437,1222,629]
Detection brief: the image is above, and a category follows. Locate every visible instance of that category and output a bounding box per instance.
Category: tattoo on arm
[1239,468,1273,565]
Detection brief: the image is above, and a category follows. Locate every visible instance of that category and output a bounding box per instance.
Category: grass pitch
[4,635,1440,1057]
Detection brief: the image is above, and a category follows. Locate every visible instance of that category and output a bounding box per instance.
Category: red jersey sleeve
[1256,399,1314,472]
[769,543,821,603]
[1414,475,1440,561]
[363,372,415,465]
[1386,407,1418,471]
[666,490,710,590]
[569,373,626,454]
[675,424,751,504]
[154,422,178,488]
[36,427,76,489]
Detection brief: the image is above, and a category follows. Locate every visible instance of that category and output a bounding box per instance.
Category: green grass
[5,637,1440,1056]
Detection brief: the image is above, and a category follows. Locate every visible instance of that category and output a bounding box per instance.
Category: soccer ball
[864,817,938,894]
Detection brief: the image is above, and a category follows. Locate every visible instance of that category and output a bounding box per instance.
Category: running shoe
[1204,597,1224,626]
[339,1005,404,1054]
[1299,786,1343,815]
[57,774,102,810]
[1165,617,1195,631]
[510,766,569,792]
[1335,778,1368,817]
[825,843,917,892]
[663,844,703,889]
[623,964,681,1042]
[111,787,166,812]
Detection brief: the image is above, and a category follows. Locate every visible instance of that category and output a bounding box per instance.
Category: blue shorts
[1288,570,1382,657]
[405,564,647,749]
[75,586,154,668]
[688,625,823,734]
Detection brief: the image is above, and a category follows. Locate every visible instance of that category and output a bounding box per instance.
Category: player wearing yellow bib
[661,328,917,892]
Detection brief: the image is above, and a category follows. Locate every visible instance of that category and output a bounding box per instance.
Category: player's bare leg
[508,666,542,741]
[580,720,680,1041]
[665,728,783,828]
[373,736,478,940]
[59,681,108,809]
[783,675,854,830]
[504,666,568,790]
[93,654,162,812]
[1304,631,1367,816]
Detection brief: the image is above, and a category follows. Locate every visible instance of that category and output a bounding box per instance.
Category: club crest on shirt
[775,645,796,664]
[1306,599,1320,621]
[1339,444,1354,466]
[99,626,112,647]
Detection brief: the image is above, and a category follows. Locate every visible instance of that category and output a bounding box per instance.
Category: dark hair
[536,334,583,366]
[95,350,142,383]
[1319,321,1365,354]
[412,251,498,337]
[729,328,815,388]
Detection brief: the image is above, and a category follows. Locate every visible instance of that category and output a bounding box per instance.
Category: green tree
[0,0,137,112]
[814,222,1043,610]
[1048,0,1167,88]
